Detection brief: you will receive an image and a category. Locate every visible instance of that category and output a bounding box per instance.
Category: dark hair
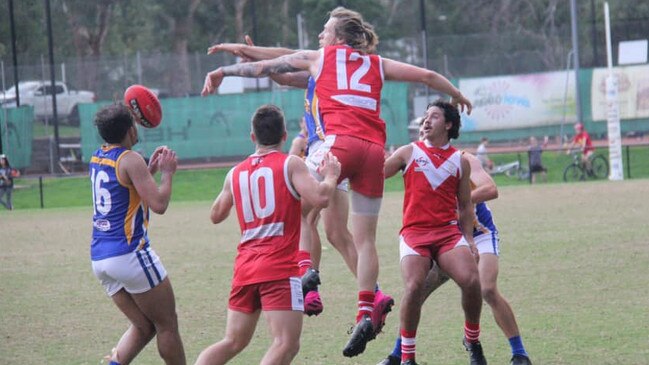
[329,7,379,54]
[252,104,286,146]
[95,104,134,143]
[428,100,461,140]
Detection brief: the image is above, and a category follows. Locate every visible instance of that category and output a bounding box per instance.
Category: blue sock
[375,283,381,292]
[109,361,121,365]
[508,335,528,357]
[390,336,402,357]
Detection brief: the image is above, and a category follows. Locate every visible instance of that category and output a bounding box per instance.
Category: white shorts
[306,138,350,192]
[474,231,500,256]
[92,247,168,296]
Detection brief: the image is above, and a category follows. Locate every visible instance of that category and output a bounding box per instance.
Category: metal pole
[419,0,429,99]
[590,0,599,66]
[1,60,5,155]
[45,0,61,170]
[625,145,630,178]
[560,50,574,143]
[569,0,583,123]
[9,0,20,106]
[39,176,44,208]
[251,0,260,92]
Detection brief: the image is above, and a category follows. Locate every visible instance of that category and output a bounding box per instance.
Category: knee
[324,226,351,249]
[225,335,251,354]
[404,277,426,299]
[481,284,498,304]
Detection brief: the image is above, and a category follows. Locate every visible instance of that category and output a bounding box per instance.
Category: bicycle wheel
[563,164,584,182]
[518,166,530,181]
[590,155,609,179]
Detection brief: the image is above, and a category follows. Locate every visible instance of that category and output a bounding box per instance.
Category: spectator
[476,137,493,171]
[0,154,15,210]
[566,122,595,173]
[528,136,548,184]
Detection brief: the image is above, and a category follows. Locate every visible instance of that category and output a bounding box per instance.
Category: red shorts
[228,277,304,313]
[399,226,468,261]
[306,134,384,197]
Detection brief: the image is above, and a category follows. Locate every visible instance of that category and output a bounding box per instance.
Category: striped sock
[508,335,529,357]
[464,321,481,343]
[297,250,311,276]
[400,329,417,362]
[356,291,375,321]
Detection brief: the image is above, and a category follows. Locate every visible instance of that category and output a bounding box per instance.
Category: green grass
[1,181,648,364]
[10,145,649,210]
[32,121,81,138]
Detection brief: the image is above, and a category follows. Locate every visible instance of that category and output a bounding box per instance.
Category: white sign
[618,39,648,65]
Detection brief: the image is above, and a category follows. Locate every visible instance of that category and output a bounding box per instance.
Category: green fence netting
[0,106,34,169]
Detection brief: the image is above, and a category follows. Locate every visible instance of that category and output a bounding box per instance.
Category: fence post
[625,145,631,179]
[39,176,44,209]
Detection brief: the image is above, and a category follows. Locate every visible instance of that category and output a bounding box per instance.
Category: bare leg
[110,290,157,365]
[131,278,186,365]
[437,247,482,325]
[322,190,358,276]
[350,213,379,292]
[305,204,323,269]
[194,309,260,365]
[479,254,521,338]
[260,310,303,365]
[399,255,431,333]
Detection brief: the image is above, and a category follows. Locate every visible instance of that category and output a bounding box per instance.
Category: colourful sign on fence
[459,71,577,131]
[591,64,649,121]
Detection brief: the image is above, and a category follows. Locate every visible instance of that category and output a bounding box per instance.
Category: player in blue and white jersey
[90,103,185,365]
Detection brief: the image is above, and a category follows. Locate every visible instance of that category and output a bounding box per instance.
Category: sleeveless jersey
[89,145,149,261]
[230,151,301,286]
[401,141,463,235]
[304,76,325,147]
[473,202,497,237]
[315,45,385,146]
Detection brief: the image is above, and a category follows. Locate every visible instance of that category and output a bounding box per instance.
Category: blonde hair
[329,7,379,54]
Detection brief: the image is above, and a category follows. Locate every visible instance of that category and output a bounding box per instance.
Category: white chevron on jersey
[405,143,462,190]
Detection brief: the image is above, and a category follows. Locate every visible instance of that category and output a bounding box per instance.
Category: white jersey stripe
[241,222,284,243]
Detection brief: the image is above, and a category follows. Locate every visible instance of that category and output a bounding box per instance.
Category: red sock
[464,321,481,343]
[357,291,375,321]
[400,329,417,361]
[297,250,311,276]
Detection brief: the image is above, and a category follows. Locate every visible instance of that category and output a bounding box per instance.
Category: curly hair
[428,100,462,140]
[329,7,379,54]
[95,103,134,144]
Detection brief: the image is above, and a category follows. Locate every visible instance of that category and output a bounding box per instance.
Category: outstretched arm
[202,50,318,96]
[382,58,472,114]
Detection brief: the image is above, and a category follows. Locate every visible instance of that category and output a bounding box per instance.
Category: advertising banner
[591,64,649,121]
[459,71,577,131]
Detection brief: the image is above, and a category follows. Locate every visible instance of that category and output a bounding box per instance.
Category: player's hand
[148,146,168,175]
[207,43,245,57]
[157,148,178,175]
[202,68,225,96]
[467,239,479,263]
[451,92,473,115]
[319,152,341,180]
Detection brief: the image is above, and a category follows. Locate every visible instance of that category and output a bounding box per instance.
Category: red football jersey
[315,45,385,146]
[230,151,301,286]
[401,141,463,238]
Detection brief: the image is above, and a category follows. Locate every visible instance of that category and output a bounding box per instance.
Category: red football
[124,85,162,128]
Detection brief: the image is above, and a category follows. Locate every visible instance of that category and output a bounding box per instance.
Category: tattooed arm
[201,50,319,96]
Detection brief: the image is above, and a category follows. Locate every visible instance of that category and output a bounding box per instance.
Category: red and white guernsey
[315,45,386,146]
[401,141,463,238]
[230,151,301,286]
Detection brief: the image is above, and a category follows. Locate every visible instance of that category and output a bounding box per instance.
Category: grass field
[9,145,649,210]
[1,179,648,364]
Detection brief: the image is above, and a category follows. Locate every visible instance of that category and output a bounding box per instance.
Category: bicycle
[489,160,530,181]
[563,151,609,182]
